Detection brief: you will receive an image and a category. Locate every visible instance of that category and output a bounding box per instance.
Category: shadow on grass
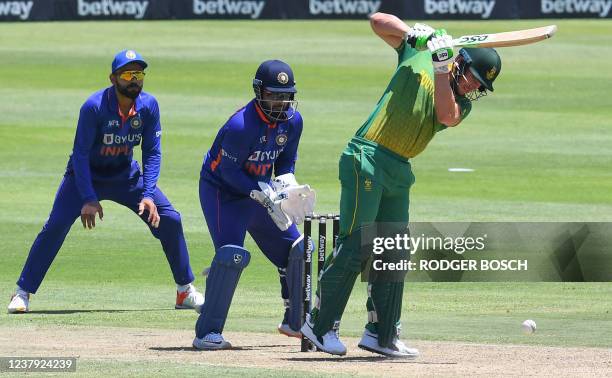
[284,357,457,364]
[28,309,175,314]
[150,344,295,352]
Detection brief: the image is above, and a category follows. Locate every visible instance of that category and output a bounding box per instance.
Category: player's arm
[369,12,408,49]
[370,13,437,52]
[434,72,463,127]
[216,120,262,196]
[274,113,303,177]
[140,99,162,228]
[72,102,98,203]
[72,101,104,229]
[429,31,463,127]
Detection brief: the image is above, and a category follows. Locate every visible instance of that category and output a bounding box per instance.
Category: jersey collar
[254,101,277,129]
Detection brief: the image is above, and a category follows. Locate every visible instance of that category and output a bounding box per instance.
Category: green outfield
[0,19,611,375]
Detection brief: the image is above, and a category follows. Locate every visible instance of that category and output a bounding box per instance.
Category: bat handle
[406,34,434,51]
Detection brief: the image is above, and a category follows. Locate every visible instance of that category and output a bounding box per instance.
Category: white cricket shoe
[175,283,204,311]
[358,328,419,358]
[277,323,301,338]
[300,314,347,356]
[8,292,30,314]
[192,333,232,350]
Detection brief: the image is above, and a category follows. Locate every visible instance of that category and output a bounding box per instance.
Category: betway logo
[193,0,265,19]
[542,0,612,16]
[77,0,149,20]
[309,0,381,15]
[425,0,496,19]
[0,1,33,20]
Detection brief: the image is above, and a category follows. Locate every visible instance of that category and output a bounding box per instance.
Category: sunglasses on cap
[117,70,146,81]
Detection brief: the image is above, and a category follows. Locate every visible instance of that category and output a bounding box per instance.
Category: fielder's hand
[428,29,455,74]
[81,201,103,229]
[406,23,436,51]
[139,197,160,228]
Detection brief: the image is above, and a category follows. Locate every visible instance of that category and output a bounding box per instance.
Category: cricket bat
[452,25,557,48]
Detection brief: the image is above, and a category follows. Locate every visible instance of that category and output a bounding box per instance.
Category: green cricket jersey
[355,41,472,160]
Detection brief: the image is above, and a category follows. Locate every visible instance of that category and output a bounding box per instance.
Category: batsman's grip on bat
[405,23,437,51]
[428,30,455,74]
[250,181,316,231]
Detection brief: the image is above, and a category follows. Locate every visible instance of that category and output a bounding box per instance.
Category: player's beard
[116,82,142,100]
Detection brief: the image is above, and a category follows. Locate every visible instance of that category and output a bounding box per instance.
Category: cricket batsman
[7,50,203,314]
[300,13,502,357]
[193,60,315,350]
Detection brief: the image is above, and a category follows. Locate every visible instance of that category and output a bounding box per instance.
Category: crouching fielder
[194,60,315,350]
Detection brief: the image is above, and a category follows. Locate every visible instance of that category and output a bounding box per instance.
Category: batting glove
[405,23,436,51]
[427,29,455,74]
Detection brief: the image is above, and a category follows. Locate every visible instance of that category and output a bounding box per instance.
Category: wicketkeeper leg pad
[195,245,251,338]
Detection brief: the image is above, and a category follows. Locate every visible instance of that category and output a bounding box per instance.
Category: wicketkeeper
[8,50,203,314]
[193,60,315,350]
[300,13,502,357]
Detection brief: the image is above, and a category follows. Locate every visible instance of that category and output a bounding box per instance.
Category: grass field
[0,19,611,376]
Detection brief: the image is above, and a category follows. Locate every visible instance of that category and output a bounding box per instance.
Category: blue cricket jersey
[201,100,303,197]
[66,86,162,203]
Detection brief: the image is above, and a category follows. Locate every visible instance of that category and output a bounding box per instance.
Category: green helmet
[458,48,501,92]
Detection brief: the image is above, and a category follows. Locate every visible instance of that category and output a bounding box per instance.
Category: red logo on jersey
[244,162,272,176]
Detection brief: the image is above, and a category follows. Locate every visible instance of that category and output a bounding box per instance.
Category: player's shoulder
[137,91,158,106]
[136,91,160,112]
[288,110,303,129]
[224,103,251,132]
[81,88,106,111]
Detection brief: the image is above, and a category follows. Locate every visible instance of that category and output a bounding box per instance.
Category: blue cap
[254,60,296,93]
[111,49,148,73]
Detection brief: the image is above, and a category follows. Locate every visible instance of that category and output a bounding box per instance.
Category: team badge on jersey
[277,72,289,85]
[364,178,373,192]
[275,134,288,146]
[103,134,114,145]
[130,117,142,129]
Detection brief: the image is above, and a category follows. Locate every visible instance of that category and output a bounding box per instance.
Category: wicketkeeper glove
[250,181,316,230]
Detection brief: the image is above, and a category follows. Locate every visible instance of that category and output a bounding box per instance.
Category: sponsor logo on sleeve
[221,148,238,163]
[193,0,265,19]
[424,0,497,19]
[77,0,149,20]
[0,1,33,20]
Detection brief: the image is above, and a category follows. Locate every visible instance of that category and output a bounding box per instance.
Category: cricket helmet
[253,60,298,123]
[458,48,501,92]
